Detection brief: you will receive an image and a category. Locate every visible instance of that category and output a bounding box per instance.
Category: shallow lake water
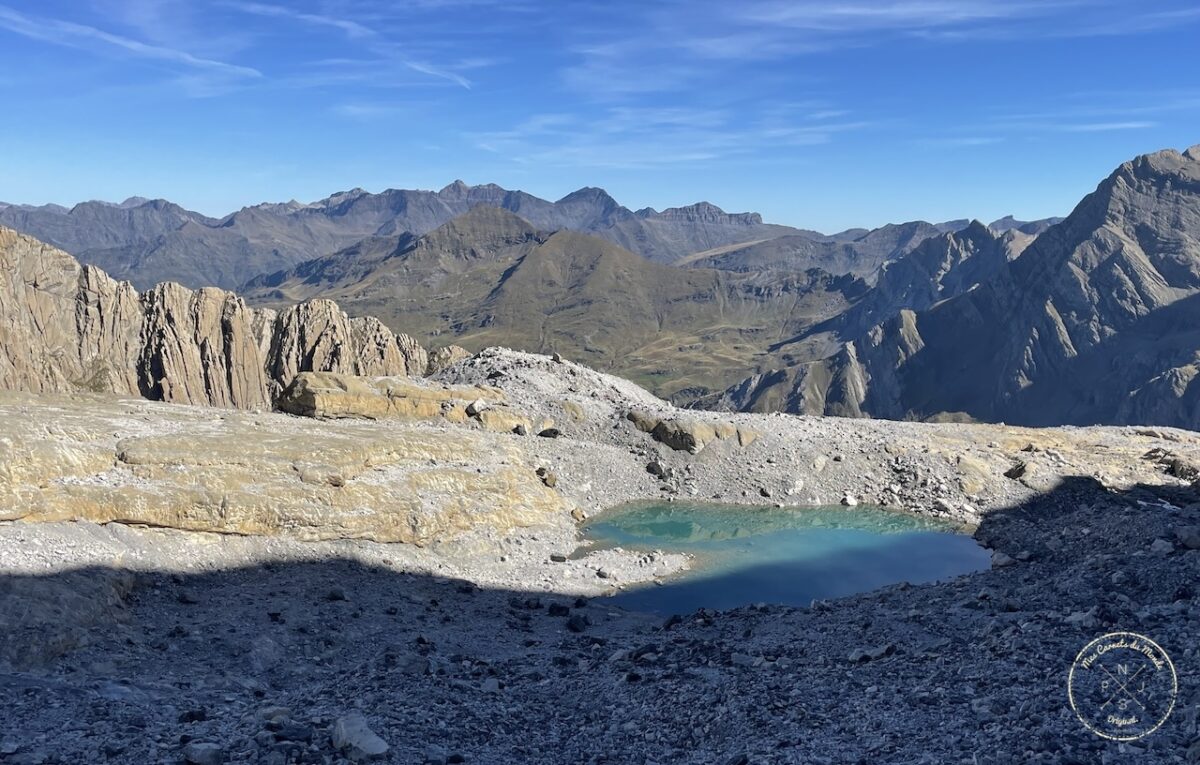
[582,501,990,614]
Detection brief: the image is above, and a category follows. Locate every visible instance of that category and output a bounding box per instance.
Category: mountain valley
[4,147,1198,431]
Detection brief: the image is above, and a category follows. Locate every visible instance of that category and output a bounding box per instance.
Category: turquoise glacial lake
[582,502,990,614]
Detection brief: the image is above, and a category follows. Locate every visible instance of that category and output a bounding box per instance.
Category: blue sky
[0,1,1198,232]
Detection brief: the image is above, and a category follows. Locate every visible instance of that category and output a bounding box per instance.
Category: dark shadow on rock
[1,476,1198,764]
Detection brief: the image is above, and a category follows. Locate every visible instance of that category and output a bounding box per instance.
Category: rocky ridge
[0,183,801,290]
[717,145,1200,429]
[0,226,428,409]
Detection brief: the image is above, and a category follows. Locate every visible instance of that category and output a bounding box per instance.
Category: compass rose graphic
[1068,632,1177,741]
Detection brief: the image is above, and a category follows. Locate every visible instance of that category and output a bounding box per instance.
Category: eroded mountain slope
[718,145,1200,429]
[243,207,866,398]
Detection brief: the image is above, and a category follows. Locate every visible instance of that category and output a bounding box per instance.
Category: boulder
[626,410,660,433]
[182,743,225,765]
[1174,525,1200,550]
[426,345,471,375]
[331,713,389,761]
[476,408,533,434]
[652,419,717,454]
[626,411,757,454]
[736,427,759,447]
[1150,538,1175,555]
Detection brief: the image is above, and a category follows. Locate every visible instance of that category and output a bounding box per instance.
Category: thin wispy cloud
[0,4,260,79]
[916,136,1005,148]
[224,1,474,89]
[1058,121,1157,132]
[332,102,426,119]
[230,1,373,38]
[472,106,869,169]
[560,1,1200,99]
[984,99,1179,135]
[738,1,1061,31]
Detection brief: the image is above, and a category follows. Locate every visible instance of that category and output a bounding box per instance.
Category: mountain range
[0,183,804,291]
[8,147,1198,430]
[0,183,1056,293]
[716,145,1200,429]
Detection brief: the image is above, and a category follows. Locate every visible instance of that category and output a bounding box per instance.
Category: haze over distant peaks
[0,181,808,291]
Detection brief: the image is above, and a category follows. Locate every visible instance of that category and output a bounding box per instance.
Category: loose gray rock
[1150,538,1175,555]
[466,399,488,416]
[1174,525,1200,550]
[332,713,389,761]
[990,551,1015,568]
[182,742,224,765]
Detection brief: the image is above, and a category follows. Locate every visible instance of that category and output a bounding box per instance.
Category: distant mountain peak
[422,205,541,249]
[988,215,1064,236]
[557,186,619,206]
[443,204,534,228]
[316,188,369,207]
[655,202,762,226]
[959,219,993,237]
[439,180,472,195]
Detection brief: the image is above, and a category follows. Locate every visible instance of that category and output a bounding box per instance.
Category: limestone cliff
[0,226,426,408]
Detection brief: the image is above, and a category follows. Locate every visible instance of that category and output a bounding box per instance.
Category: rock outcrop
[0,390,569,543]
[276,371,531,433]
[426,345,471,375]
[0,226,427,409]
[627,410,758,453]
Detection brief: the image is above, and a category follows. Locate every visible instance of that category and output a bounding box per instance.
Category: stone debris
[2,472,1198,763]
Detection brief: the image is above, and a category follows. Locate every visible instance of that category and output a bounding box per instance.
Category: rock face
[0,227,426,408]
[830,220,1027,337]
[718,145,1200,430]
[0,389,569,543]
